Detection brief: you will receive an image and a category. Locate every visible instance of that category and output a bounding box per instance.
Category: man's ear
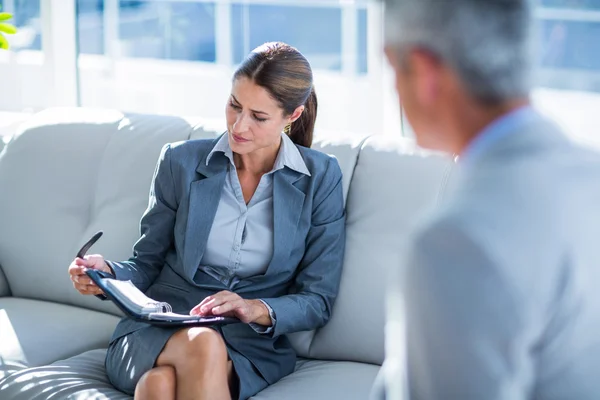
[289,105,305,123]
[406,49,443,107]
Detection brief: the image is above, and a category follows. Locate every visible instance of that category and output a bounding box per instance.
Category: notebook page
[104,279,163,313]
[147,311,199,321]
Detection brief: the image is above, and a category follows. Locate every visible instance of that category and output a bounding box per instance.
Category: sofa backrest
[306,136,454,365]
[0,110,180,313]
[0,108,455,366]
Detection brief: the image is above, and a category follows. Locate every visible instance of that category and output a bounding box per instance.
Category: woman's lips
[232,133,250,143]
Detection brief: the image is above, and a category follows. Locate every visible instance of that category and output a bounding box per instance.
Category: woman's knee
[189,327,227,354]
[158,327,227,367]
[135,366,176,399]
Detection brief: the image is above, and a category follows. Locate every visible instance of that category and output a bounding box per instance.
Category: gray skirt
[104,325,269,400]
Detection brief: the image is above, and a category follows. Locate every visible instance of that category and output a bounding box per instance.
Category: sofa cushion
[0,349,129,400]
[251,359,379,400]
[285,134,365,358]
[0,349,378,400]
[308,136,454,365]
[0,297,120,381]
[0,266,9,297]
[311,134,368,204]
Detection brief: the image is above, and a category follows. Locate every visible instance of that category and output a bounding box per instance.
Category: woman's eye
[229,102,265,122]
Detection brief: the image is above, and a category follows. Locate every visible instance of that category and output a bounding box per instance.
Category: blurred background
[2,0,600,144]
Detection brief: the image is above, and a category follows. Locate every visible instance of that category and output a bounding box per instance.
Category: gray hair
[384,0,535,104]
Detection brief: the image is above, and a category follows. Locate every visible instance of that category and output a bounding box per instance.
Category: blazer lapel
[183,152,228,279]
[265,168,306,276]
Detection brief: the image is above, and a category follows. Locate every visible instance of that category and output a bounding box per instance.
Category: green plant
[0,9,17,50]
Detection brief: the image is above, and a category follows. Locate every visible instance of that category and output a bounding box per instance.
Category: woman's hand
[68,254,112,296]
[191,291,272,325]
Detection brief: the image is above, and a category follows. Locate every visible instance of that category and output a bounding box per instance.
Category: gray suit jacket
[107,136,346,385]
[403,113,600,399]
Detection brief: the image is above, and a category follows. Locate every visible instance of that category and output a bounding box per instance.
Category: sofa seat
[0,297,120,381]
[0,348,379,400]
[252,359,379,400]
[0,349,127,400]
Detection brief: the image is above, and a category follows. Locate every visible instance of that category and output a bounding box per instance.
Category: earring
[284,123,292,135]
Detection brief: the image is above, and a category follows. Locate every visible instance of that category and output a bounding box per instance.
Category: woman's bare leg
[155,327,232,400]
[134,365,176,400]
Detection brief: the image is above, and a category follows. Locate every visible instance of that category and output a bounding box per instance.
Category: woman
[68,42,345,400]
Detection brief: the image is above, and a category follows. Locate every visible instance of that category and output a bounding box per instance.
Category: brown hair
[233,42,317,148]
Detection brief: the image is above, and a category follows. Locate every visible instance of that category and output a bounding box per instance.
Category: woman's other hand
[191,291,271,325]
[68,254,112,296]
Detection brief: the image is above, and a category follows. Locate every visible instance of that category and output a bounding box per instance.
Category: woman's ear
[289,105,305,123]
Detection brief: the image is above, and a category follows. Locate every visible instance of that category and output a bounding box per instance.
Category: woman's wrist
[103,261,115,276]
[249,299,272,326]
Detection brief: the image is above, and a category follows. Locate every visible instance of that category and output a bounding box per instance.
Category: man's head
[384,0,534,153]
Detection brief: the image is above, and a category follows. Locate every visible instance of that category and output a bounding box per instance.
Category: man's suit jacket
[106,136,346,385]
[404,111,600,399]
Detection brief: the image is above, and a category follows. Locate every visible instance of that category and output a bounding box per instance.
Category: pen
[76,230,107,300]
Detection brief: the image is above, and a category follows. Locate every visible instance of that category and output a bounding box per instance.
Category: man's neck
[451,97,531,155]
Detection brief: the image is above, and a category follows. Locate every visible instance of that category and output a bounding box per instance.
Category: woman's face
[226,77,294,156]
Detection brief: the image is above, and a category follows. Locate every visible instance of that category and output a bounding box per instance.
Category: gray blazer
[107,136,346,385]
[403,113,600,399]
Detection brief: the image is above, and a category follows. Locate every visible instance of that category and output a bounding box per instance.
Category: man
[381,0,600,399]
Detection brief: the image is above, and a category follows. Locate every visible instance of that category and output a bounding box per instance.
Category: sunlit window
[1,0,600,143]
[71,0,377,138]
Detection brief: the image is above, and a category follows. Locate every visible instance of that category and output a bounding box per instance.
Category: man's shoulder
[430,131,600,266]
[468,128,600,204]
[478,112,600,172]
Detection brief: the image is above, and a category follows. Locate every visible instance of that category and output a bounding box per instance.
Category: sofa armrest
[0,263,11,297]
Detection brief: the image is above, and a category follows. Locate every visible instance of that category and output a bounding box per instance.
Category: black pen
[76,231,103,259]
[76,231,108,300]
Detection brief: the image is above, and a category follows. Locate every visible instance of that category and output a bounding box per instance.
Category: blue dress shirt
[460,105,538,167]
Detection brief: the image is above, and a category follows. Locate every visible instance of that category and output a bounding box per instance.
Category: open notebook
[86,269,239,327]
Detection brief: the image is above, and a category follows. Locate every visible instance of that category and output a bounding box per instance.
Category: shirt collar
[206,132,234,166]
[460,105,538,166]
[206,132,311,177]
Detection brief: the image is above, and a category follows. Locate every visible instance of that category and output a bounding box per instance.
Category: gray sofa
[0,108,454,399]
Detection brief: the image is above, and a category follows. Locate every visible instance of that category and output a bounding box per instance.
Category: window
[533,0,600,142]
[2,0,41,50]
[231,3,368,74]
[231,4,342,71]
[401,0,600,142]
[77,1,217,61]
[10,0,600,144]
[76,0,368,72]
[72,0,380,138]
[0,0,43,117]
[537,0,600,90]
[0,0,382,138]
[357,8,368,74]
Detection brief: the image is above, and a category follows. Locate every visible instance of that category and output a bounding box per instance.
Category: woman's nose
[233,114,249,133]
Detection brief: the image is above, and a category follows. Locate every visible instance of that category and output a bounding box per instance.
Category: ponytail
[289,87,317,148]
